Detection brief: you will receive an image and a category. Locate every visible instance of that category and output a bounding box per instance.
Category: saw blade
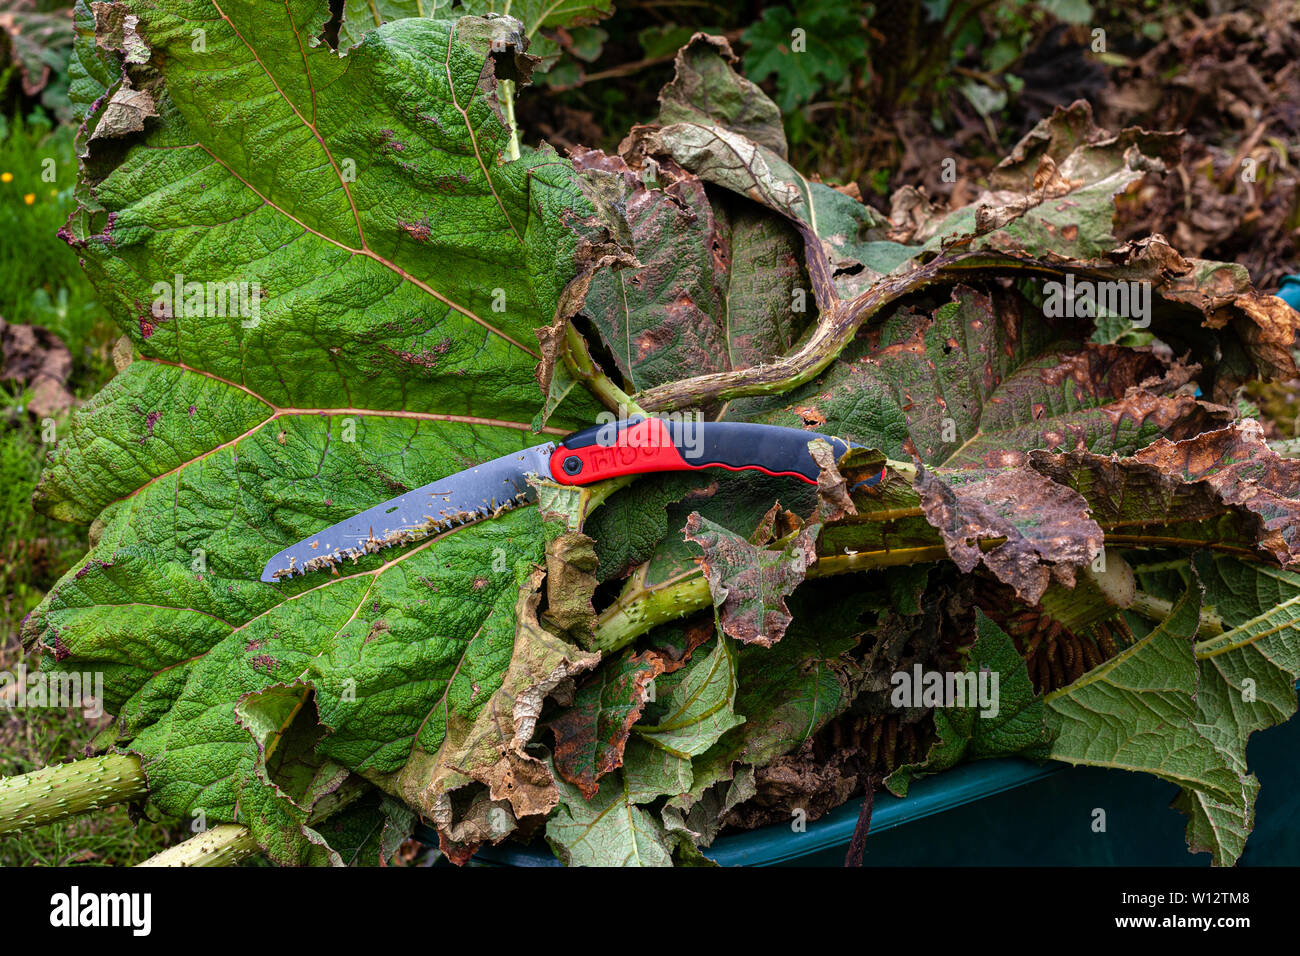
[260,442,556,583]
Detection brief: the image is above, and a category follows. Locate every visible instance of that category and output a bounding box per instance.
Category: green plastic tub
[450,703,1300,866]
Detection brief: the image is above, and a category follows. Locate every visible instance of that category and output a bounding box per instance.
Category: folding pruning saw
[260,416,869,583]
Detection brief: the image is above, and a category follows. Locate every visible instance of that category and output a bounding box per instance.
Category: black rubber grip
[665,420,849,480]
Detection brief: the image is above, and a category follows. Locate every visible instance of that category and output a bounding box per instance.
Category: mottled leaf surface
[549,647,665,798]
[546,633,742,864]
[683,510,817,646]
[910,102,1182,261]
[731,283,1234,469]
[914,463,1102,604]
[657,33,786,158]
[570,147,811,392]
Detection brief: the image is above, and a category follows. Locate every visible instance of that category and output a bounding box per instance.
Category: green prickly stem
[138,773,371,867]
[589,534,1006,653]
[0,753,147,834]
[591,566,713,653]
[137,824,260,867]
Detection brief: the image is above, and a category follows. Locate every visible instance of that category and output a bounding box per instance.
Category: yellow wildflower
[24,193,35,205]
[1,172,12,183]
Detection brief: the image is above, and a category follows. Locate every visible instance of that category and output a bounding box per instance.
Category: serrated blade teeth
[266,488,535,582]
[261,444,554,584]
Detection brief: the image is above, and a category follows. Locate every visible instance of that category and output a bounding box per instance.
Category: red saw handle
[548,416,855,486]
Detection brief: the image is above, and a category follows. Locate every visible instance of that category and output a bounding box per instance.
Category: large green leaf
[340,0,452,49]
[26,1,604,861]
[1133,555,1300,864]
[1044,579,1252,863]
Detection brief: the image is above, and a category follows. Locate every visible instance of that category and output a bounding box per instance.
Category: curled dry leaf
[541,527,602,648]
[91,1,148,64]
[1030,420,1300,567]
[1132,422,1300,564]
[683,511,818,648]
[403,567,600,862]
[808,438,857,522]
[88,81,157,140]
[656,32,787,158]
[913,465,1103,605]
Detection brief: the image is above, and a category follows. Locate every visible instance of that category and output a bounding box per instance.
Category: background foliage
[2,0,1299,866]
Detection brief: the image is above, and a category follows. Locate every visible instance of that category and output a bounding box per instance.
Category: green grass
[0,108,116,641]
[0,411,79,630]
[0,810,178,867]
[0,109,145,865]
[0,699,180,866]
[0,110,118,395]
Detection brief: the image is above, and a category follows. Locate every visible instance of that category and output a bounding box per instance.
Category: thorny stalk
[634,251,1159,412]
[563,322,646,417]
[0,753,147,834]
[1128,591,1226,639]
[591,530,986,653]
[0,755,370,868]
[136,775,371,867]
[138,824,259,867]
[500,78,522,162]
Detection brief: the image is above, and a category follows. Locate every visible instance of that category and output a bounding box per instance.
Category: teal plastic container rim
[440,757,1065,867]
[1276,274,1300,311]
